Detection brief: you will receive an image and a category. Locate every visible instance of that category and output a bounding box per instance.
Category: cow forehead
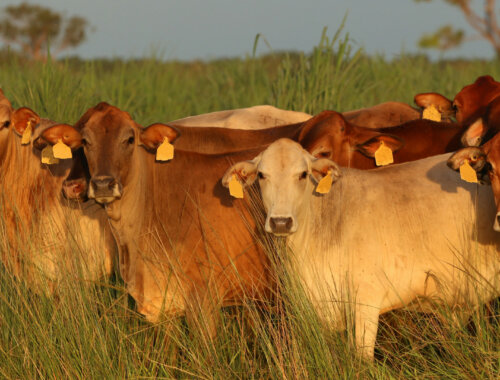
[84,108,135,136]
[259,139,310,173]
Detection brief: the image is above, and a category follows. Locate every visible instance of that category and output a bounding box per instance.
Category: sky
[1,0,497,61]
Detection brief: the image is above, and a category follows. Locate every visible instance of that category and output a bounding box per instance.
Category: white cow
[222,138,500,359]
[169,105,312,129]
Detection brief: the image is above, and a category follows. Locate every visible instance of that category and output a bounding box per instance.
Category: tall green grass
[0,29,498,378]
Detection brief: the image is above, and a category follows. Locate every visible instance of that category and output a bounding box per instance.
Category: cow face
[72,103,180,205]
[223,138,340,236]
[297,110,404,165]
[70,103,139,204]
[447,134,500,231]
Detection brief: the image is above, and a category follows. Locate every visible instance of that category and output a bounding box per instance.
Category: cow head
[447,133,500,231]
[67,102,180,205]
[297,110,404,165]
[223,138,340,236]
[453,75,500,126]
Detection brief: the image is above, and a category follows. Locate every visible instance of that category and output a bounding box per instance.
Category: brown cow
[40,103,281,333]
[296,110,465,169]
[0,106,115,292]
[415,75,500,126]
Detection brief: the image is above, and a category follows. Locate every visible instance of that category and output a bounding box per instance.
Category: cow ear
[33,124,82,150]
[310,157,341,184]
[222,155,261,188]
[447,147,489,183]
[414,93,453,113]
[355,134,404,158]
[11,107,40,136]
[461,118,488,147]
[140,123,181,150]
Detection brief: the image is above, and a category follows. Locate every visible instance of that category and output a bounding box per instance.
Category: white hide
[169,105,312,129]
[246,139,500,359]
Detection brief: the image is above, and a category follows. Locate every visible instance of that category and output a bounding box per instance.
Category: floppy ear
[414,92,453,114]
[140,123,181,151]
[33,124,83,150]
[11,107,40,136]
[310,157,341,184]
[354,133,404,158]
[222,154,261,188]
[461,118,488,147]
[447,147,489,184]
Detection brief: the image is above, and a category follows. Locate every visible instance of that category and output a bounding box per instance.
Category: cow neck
[105,146,149,232]
[0,128,72,267]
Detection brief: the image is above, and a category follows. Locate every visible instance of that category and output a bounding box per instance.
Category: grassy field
[0,29,499,378]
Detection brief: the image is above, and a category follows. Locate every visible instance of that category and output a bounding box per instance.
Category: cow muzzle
[267,216,295,236]
[494,213,500,232]
[88,176,123,204]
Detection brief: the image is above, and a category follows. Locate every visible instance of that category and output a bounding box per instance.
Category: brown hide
[0,111,114,290]
[342,101,420,128]
[454,75,500,125]
[75,103,273,324]
[298,111,464,169]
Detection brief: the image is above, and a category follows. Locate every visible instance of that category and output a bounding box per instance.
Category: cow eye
[81,138,89,147]
[3,121,10,128]
[127,136,135,145]
[257,172,265,180]
[299,171,307,180]
[319,151,331,158]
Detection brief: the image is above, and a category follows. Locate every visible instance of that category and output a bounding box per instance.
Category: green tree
[416,0,500,57]
[0,2,89,60]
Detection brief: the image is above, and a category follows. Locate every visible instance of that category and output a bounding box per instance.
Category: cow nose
[269,217,294,235]
[91,176,116,191]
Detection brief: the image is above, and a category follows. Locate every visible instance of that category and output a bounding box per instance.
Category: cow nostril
[270,217,294,234]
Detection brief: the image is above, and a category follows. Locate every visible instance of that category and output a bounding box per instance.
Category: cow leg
[354,300,381,361]
[185,290,220,346]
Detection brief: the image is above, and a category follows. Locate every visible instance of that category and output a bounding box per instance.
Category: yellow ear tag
[228,175,244,199]
[156,138,174,161]
[459,159,478,183]
[41,145,60,165]
[315,170,333,194]
[21,121,32,145]
[374,141,394,166]
[53,139,72,159]
[422,104,441,122]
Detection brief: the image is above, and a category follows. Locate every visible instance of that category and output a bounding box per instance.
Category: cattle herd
[0,75,499,360]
